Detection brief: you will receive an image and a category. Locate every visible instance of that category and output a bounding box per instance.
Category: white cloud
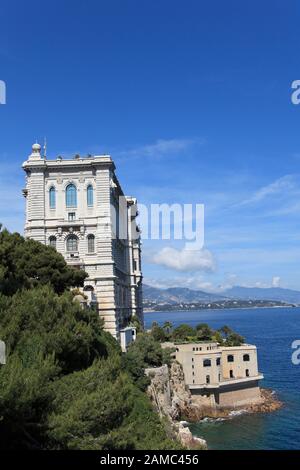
[144,275,216,291]
[144,273,287,293]
[238,175,296,206]
[272,276,281,288]
[151,246,216,272]
[117,137,204,159]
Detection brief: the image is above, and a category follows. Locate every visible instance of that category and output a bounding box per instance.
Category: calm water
[144,307,300,450]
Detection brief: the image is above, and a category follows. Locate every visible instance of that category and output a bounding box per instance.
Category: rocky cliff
[145,361,282,449]
[145,363,207,449]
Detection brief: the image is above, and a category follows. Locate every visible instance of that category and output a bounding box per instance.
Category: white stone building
[22,143,143,339]
[173,341,264,407]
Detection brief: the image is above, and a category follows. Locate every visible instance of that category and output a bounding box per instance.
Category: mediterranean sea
[144,307,300,449]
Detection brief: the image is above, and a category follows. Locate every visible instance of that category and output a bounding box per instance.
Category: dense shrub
[0,227,87,296]
[0,227,180,450]
[149,320,245,346]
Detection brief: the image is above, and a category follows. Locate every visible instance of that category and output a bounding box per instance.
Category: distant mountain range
[143,285,226,304]
[225,286,300,304]
[143,284,300,305]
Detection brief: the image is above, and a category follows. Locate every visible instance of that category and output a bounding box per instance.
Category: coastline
[145,306,300,450]
[144,305,297,314]
[178,388,283,450]
[186,388,283,450]
[146,362,282,449]
[183,388,283,422]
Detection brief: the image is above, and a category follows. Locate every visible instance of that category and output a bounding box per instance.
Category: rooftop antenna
[43,137,47,159]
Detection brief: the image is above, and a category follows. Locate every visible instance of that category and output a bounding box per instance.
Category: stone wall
[217,381,262,408]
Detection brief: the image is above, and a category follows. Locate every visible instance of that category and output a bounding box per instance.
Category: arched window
[227,354,234,363]
[83,285,94,292]
[83,285,95,303]
[206,375,210,384]
[49,236,56,248]
[66,183,77,207]
[87,185,93,207]
[66,234,78,252]
[230,369,234,378]
[203,359,211,367]
[49,187,56,209]
[245,369,250,377]
[87,234,95,253]
[216,357,221,366]
[243,354,250,362]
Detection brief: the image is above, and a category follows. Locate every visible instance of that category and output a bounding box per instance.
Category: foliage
[149,320,245,347]
[219,325,232,337]
[171,324,195,341]
[211,330,224,344]
[0,227,87,296]
[217,325,245,346]
[47,356,180,450]
[0,227,179,450]
[0,352,58,449]
[151,323,167,342]
[225,332,245,347]
[47,356,133,449]
[129,315,143,333]
[195,323,214,341]
[116,391,181,450]
[123,332,176,390]
[0,286,116,374]
[161,347,175,367]
[123,333,164,390]
[162,321,173,335]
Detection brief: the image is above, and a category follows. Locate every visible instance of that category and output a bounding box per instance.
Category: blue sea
[144,307,300,450]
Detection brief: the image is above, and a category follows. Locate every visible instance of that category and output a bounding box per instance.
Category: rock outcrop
[145,362,282,448]
[145,364,207,449]
[145,365,172,417]
[247,388,282,413]
[175,422,207,449]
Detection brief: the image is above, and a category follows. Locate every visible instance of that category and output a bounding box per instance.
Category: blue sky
[1,0,300,291]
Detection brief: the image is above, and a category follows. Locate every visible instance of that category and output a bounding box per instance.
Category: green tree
[0,286,116,373]
[226,332,245,346]
[122,333,166,390]
[171,324,195,341]
[195,323,213,341]
[126,333,164,368]
[161,347,175,367]
[0,352,58,449]
[151,324,166,342]
[47,356,134,449]
[129,316,143,333]
[212,330,224,345]
[0,228,182,450]
[219,325,232,338]
[0,227,87,296]
[47,354,181,450]
[162,321,173,336]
